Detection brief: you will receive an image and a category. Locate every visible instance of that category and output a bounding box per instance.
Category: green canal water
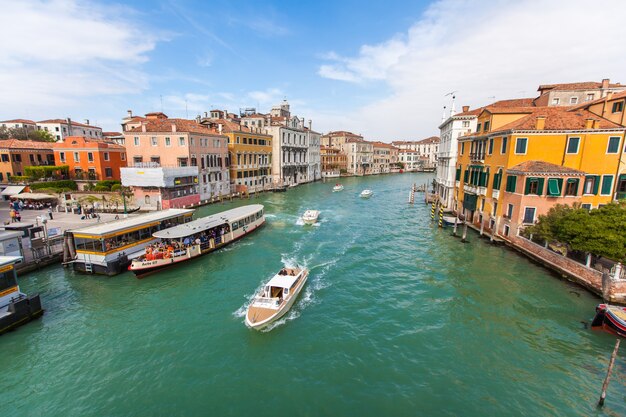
[2,173,624,416]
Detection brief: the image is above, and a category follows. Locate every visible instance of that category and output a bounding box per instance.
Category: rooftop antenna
[445,91,457,117]
[441,105,447,122]
[185,99,189,119]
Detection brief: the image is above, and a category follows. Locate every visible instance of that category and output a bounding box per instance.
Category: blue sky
[2,0,626,140]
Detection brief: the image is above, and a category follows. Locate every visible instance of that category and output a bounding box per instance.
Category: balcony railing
[469,152,485,162]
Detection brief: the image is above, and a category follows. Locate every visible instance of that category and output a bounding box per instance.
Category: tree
[28,130,56,142]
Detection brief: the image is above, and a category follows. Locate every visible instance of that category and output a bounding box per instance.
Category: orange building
[0,139,55,183]
[54,136,127,181]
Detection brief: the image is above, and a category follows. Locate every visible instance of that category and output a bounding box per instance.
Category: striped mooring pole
[430,202,435,220]
[438,207,444,228]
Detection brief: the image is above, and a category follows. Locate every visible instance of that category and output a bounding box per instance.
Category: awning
[10,192,57,201]
[547,178,561,196]
[1,185,25,196]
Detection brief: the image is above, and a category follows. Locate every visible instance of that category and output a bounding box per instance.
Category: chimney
[171,123,177,133]
[593,119,600,129]
[67,117,73,136]
[462,105,469,113]
[204,112,208,118]
[308,120,312,130]
[584,118,594,129]
[85,119,90,125]
[535,116,546,130]
[127,110,133,118]
[601,78,610,89]
[218,124,223,134]
[196,115,201,123]
[141,122,147,132]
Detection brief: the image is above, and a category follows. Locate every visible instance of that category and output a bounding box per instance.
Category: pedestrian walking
[9,209,15,223]
[15,211,21,222]
[48,207,53,220]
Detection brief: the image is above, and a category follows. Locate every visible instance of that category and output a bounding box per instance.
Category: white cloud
[247,88,285,106]
[317,0,626,140]
[0,0,159,117]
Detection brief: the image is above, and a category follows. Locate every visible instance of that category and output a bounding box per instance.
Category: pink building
[123,112,230,200]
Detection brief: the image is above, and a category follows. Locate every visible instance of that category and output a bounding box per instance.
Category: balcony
[478,186,487,196]
[464,184,478,194]
[491,189,500,199]
[469,152,485,163]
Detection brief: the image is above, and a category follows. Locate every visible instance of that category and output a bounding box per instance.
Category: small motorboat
[246,267,309,330]
[301,210,320,225]
[332,184,344,192]
[442,215,458,226]
[360,189,373,198]
[592,303,626,337]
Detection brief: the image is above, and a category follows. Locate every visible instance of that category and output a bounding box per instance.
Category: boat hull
[246,271,308,330]
[592,304,626,337]
[0,294,44,336]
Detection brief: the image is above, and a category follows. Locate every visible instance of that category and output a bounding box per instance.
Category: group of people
[143,240,187,261]
[7,199,54,223]
[141,223,232,261]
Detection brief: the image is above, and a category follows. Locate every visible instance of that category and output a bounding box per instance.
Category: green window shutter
[506,175,516,192]
[607,137,620,153]
[455,168,461,181]
[524,177,532,195]
[601,175,613,195]
[593,175,601,194]
[566,178,580,195]
[464,170,469,183]
[537,178,545,195]
[479,172,486,187]
[485,172,490,187]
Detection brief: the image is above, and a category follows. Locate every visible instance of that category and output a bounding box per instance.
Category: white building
[398,150,421,171]
[37,119,103,142]
[392,136,440,165]
[436,106,479,208]
[307,127,321,182]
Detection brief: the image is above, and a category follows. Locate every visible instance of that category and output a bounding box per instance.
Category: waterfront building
[398,149,420,171]
[67,209,193,275]
[341,138,373,176]
[121,166,200,210]
[392,136,440,167]
[54,136,127,181]
[307,128,321,182]
[200,116,272,193]
[37,119,103,142]
[0,139,55,183]
[371,142,396,174]
[534,78,626,107]
[320,146,347,177]
[123,112,230,200]
[436,106,481,207]
[321,131,363,149]
[103,132,125,146]
[0,119,37,137]
[454,106,626,238]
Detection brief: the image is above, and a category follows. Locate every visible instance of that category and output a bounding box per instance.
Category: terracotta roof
[482,106,537,115]
[416,136,440,144]
[37,119,101,129]
[371,141,398,149]
[454,107,483,117]
[323,131,363,138]
[538,81,624,92]
[490,98,537,107]
[569,90,626,110]
[0,119,36,124]
[55,136,125,149]
[346,137,367,143]
[507,161,586,176]
[0,139,55,150]
[496,107,623,131]
[103,131,123,137]
[126,118,224,135]
[399,149,418,153]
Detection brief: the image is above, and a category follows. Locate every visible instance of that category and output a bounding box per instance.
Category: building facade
[534,79,626,107]
[341,138,373,176]
[37,119,103,142]
[307,128,321,182]
[54,136,127,181]
[320,146,347,177]
[123,112,230,200]
[121,166,199,209]
[371,142,396,174]
[0,140,55,183]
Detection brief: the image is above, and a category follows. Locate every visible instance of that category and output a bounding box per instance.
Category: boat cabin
[263,268,303,303]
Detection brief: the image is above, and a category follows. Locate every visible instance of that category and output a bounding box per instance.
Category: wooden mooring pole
[598,339,620,407]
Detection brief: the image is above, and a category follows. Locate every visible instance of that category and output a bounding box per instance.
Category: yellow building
[201,119,272,193]
[455,106,626,238]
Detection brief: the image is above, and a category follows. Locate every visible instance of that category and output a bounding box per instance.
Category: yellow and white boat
[245,267,309,330]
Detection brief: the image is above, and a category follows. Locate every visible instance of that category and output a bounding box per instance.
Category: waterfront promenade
[2,173,623,417]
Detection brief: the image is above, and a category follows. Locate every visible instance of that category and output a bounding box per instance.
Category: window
[29,154,35,163]
[483,121,490,132]
[565,178,579,196]
[500,137,508,154]
[462,121,470,128]
[145,195,151,205]
[566,137,580,154]
[74,152,80,162]
[601,175,613,195]
[476,123,481,132]
[488,138,494,155]
[581,203,592,210]
[151,137,158,146]
[134,137,139,146]
[586,93,595,101]
[612,101,624,113]
[570,97,578,104]
[584,175,600,195]
[190,138,195,146]
[552,98,560,105]
[105,167,113,178]
[133,156,142,164]
[104,152,109,161]
[165,137,171,147]
[0,154,7,162]
[179,137,185,146]
[506,203,514,218]
[151,156,161,164]
[12,154,21,162]
[493,170,503,189]
[505,175,517,193]
[87,152,94,162]
[524,177,544,195]
[455,167,461,181]
[607,137,620,153]
[461,143,465,155]
[523,207,536,224]
[121,153,126,161]
[515,137,527,154]
[59,152,65,162]
[547,178,562,196]
[0,173,2,181]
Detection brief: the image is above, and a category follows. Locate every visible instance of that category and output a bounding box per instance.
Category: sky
[2,0,626,141]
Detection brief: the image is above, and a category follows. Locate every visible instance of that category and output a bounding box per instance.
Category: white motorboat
[332,184,344,192]
[360,189,373,198]
[246,267,309,330]
[301,210,320,225]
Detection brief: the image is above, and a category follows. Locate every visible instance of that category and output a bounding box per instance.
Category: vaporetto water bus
[129,204,265,277]
[64,209,194,275]
[0,256,43,335]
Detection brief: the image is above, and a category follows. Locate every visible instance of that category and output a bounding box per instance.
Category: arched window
[145,195,150,205]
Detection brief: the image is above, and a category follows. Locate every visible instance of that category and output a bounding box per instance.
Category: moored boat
[360,189,373,198]
[0,256,43,336]
[245,267,309,330]
[442,215,458,226]
[129,204,265,277]
[301,210,320,225]
[332,184,344,192]
[592,303,626,337]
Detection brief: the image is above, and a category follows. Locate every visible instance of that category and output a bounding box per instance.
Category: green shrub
[9,175,30,182]
[111,184,122,192]
[93,185,110,192]
[24,165,69,180]
[30,180,77,191]
[95,180,120,190]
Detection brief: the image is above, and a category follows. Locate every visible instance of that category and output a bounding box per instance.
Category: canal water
[2,173,624,416]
